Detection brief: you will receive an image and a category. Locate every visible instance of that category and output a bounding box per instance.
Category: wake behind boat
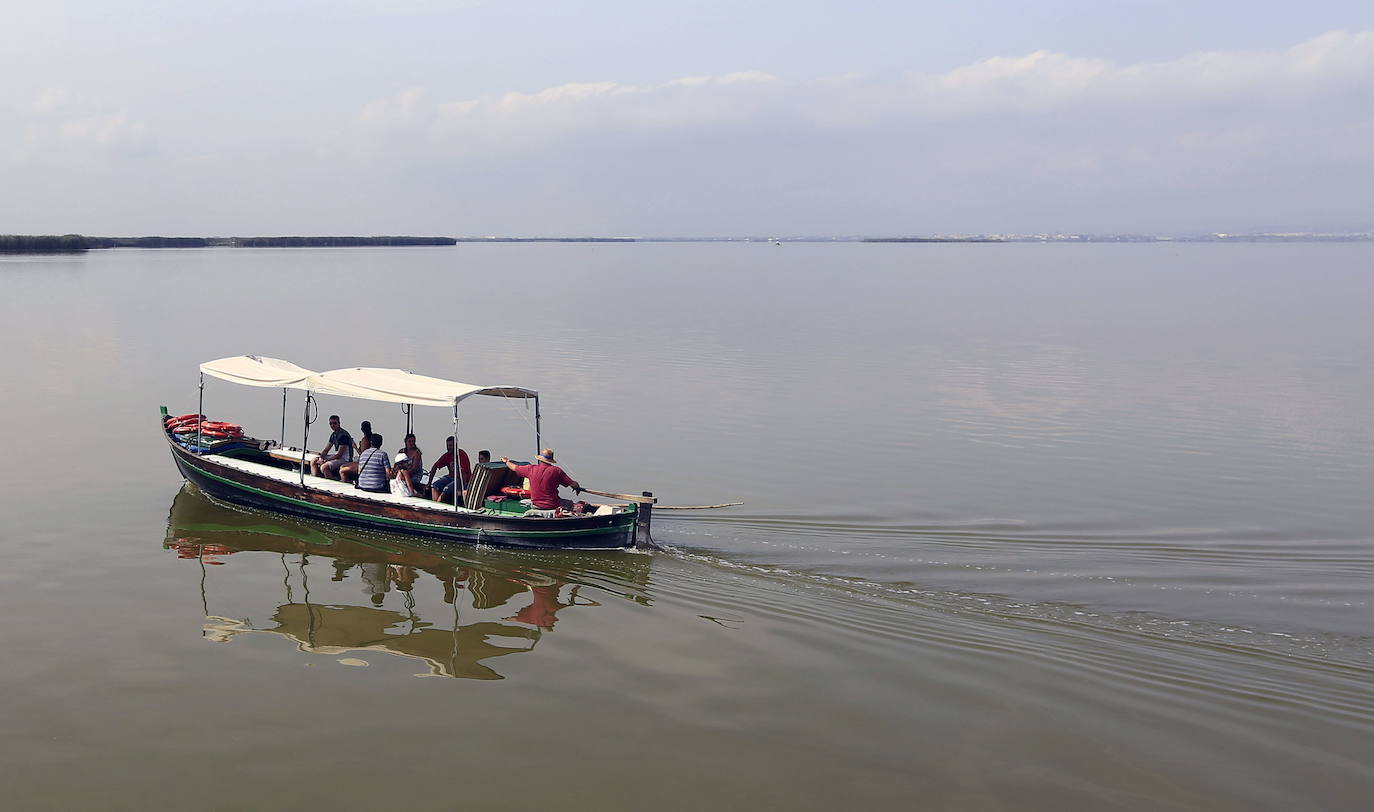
[162,355,654,550]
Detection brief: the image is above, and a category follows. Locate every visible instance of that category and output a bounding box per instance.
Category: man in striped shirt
[347,433,393,493]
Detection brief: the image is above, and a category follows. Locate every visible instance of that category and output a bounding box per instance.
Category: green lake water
[1,243,1371,810]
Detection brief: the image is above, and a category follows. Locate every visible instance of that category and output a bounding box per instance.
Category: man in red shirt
[428,436,472,502]
[501,448,581,512]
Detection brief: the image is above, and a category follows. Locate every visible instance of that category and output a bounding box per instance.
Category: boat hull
[168,438,637,551]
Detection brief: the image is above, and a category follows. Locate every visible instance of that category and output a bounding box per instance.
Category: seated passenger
[392,433,424,496]
[310,415,353,479]
[353,432,393,494]
[438,449,490,505]
[428,436,471,501]
[337,432,371,483]
[353,420,372,457]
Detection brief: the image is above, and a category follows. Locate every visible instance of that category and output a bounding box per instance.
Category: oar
[580,488,656,504]
[580,488,741,510]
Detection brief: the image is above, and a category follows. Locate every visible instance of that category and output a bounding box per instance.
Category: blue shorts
[430,475,454,494]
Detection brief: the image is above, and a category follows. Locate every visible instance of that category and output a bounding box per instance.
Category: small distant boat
[162,356,654,550]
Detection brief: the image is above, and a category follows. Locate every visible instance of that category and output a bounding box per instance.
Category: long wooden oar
[581,488,740,510]
[580,488,656,504]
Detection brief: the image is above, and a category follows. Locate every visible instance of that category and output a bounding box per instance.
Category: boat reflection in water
[163,486,652,679]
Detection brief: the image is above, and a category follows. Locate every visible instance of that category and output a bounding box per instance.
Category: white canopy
[199,358,536,407]
[308,367,537,408]
[200,355,317,389]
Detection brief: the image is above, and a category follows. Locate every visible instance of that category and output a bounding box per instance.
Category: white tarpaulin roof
[308,367,537,407]
[200,355,317,389]
[199,358,536,406]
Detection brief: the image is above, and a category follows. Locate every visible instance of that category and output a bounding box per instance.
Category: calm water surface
[0,243,1371,810]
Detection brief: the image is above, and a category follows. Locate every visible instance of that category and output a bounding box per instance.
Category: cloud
[3,87,153,167]
[354,86,429,130]
[6,29,1371,235]
[55,112,147,148]
[28,86,70,116]
[913,29,1374,113]
[346,29,1374,155]
[347,71,782,156]
[311,29,1374,234]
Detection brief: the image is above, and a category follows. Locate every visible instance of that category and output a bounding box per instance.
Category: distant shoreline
[0,235,457,253]
[4,232,1372,253]
[453,237,635,243]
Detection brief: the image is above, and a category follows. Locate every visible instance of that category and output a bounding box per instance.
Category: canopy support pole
[452,403,462,510]
[196,372,204,452]
[300,392,314,488]
[534,395,542,457]
[280,388,287,446]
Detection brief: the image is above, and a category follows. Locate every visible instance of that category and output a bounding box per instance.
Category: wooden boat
[163,356,653,551]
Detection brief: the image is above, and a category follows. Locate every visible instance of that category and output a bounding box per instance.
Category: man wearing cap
[500,449,581,515]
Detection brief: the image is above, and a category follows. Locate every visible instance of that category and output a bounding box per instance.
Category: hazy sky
[2,1,1372,235]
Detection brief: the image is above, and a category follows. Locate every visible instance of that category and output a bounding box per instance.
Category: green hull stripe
[186,460,632,540]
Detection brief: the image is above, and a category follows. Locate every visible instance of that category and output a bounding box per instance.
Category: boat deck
[210,453,480,513]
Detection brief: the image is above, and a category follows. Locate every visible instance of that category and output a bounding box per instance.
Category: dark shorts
[359,485,389,494]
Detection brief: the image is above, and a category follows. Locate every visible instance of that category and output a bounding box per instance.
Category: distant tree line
[84,236,209,248]
[229,236,457,247]
[0,234,90,251]
[1,234,457,251]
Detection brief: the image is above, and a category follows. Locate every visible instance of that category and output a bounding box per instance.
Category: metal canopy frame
[194,358,544,510]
